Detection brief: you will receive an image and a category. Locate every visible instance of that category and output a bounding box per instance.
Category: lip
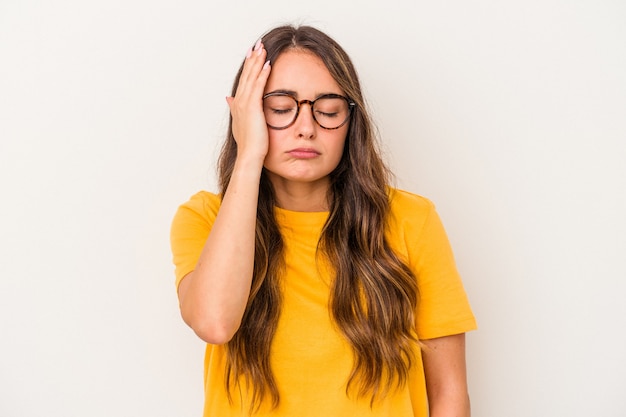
[286,148,321,159]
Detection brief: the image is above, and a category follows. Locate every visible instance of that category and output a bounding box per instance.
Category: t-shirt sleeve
[409,201,477,340]
[170,192,220,291]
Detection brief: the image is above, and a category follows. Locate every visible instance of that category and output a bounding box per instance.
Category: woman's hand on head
[226,40,272,164]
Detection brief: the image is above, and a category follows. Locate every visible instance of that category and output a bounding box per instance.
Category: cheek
[328,138,347,166]
[266,131,283,155]
[263,131,287,169]
[335,141,347,159]
[335,131,348,157]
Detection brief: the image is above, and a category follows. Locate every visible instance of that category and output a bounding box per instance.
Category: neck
[268,175,331,212]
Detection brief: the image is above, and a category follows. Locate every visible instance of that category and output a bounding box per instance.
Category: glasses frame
[262,92,356,130]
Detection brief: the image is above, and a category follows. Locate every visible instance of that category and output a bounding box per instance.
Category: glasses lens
[263,95,297,129]
[313,97,351,129]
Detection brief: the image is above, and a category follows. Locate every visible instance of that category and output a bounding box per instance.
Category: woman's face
[262,50,349,190]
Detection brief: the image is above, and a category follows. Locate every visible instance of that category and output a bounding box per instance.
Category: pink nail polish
[246,47,252,59]
[263,60,270,70]
[254,39,262,51]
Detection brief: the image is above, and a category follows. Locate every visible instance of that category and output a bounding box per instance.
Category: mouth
[286,148,321,159]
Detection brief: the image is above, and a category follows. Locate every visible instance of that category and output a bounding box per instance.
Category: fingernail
[254,39,262,51]
[246,47,252,59]
[263,60,270,70]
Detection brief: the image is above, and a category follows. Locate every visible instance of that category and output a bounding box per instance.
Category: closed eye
[316,111,339,118]
[271,108,295,115]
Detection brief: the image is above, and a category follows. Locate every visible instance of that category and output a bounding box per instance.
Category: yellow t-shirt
[170,188,477,417]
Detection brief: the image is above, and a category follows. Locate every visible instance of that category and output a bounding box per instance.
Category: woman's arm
[177,41,271,345]
[422,333,471,417]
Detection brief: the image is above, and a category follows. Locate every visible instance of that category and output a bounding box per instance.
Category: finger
[244,47,269,99]
[236,44,256,88]
[238,44,266,94]
[251,59,271,96]
[236,41,267,96]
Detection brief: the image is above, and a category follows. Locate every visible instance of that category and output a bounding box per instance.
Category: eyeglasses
[262,92,355,130]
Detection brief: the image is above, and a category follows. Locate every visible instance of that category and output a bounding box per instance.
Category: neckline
[274,206,329,228]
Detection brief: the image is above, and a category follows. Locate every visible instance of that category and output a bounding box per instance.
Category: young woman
[171,25,477,417]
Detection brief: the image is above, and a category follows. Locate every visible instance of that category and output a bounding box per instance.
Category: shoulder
[180,190,221,210]
[385,187,445,252]
[171,191,222,234]
[387,188,436,224]
[175,191,222,219]
[170,191,221,285]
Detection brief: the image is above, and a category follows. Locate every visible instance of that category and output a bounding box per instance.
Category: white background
[1,1,625,416]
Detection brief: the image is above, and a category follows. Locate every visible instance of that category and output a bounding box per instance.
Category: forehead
[264,50,343,97]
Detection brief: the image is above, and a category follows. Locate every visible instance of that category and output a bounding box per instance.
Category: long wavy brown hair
[217,25,419,411]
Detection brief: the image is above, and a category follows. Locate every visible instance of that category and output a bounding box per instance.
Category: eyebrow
[266,89,298,96]
[265,89,343,99]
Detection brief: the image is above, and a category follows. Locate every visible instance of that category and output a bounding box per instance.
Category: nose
[293,101,316,139]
